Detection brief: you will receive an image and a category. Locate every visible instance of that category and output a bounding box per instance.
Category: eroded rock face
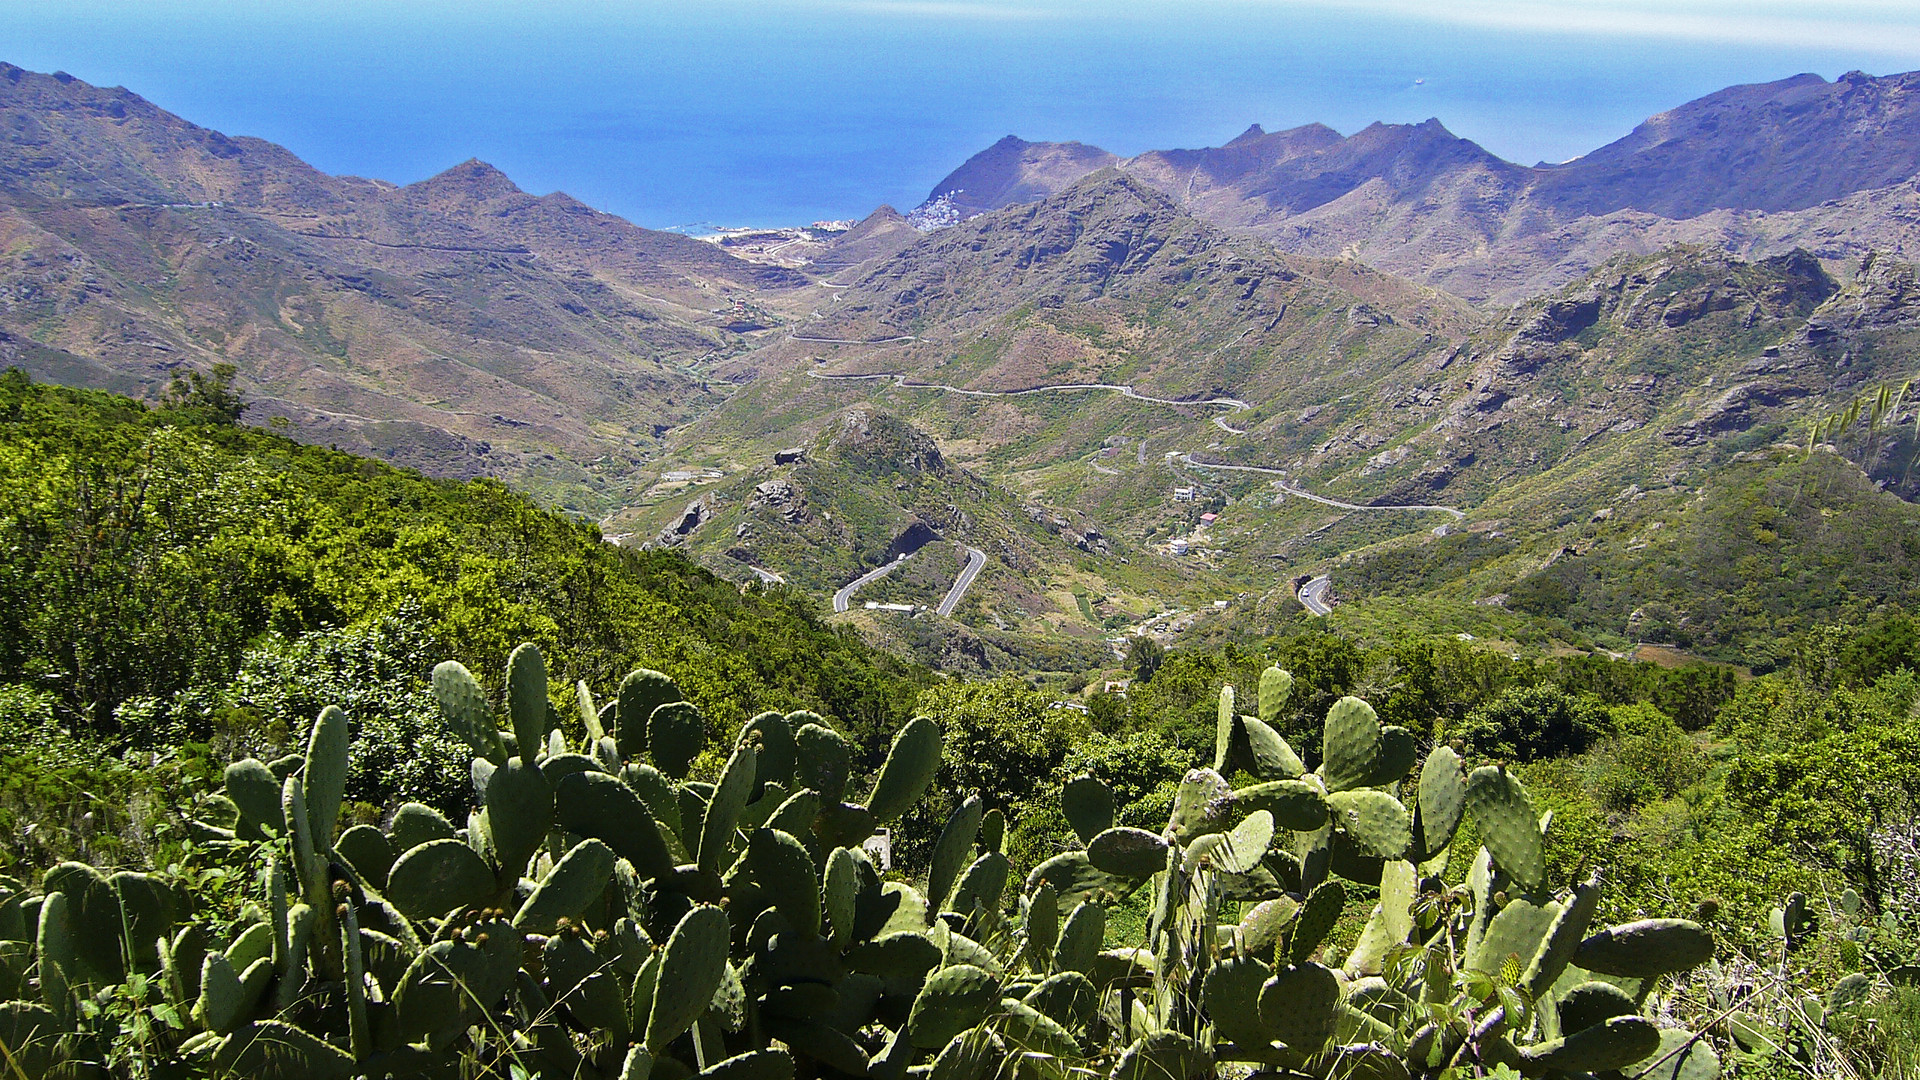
[655,497,710,546]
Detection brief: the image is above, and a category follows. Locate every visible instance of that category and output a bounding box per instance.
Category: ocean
[5,0,1919,229]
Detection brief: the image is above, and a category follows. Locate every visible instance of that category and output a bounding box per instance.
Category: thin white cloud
[825,0,1058,17]
[798,0,1920,55]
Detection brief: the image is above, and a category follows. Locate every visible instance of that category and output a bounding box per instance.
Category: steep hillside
[0,63,817,512]
[911,69,1920,302]
[630,407,1215,672]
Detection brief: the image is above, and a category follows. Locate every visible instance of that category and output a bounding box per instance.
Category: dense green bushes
[0,371,929,748]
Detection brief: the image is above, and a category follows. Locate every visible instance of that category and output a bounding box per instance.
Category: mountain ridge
[911,68,1920,302]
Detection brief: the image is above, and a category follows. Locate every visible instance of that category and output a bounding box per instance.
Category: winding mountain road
[807,370,1251,415]
[832,554,911,612]
[1177,455,1465,520]
[938,545,988,616]
[1297,575,1335,616]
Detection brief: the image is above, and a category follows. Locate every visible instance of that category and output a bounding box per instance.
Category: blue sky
[4,1,1918,226]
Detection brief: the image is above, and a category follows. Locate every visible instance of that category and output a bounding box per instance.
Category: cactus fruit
[907,963,1000,1048]
[1574,919,1715,978]
[433,660,507,764]
[1464,765,1546,890]
[1061,777,1114,844]
[868,716,943,824]
[1321,697,1383,792]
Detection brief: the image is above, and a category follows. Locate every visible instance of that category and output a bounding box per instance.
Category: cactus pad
[644,904,732,1052]
[930,796,985,911]
[224,759,285,836]
[698,1049,795,1080]
[1055,902,1106,974]
[1114,1031,1208,1080]
[1321,696,1383,792]
[555,770,675,878]
[1517,1014,1662,1073]
[1288,880,1346,965]
[212,1019,355,1079]
[616,668,680,761]
[1465,765,1546,890]
[1026,851,1139,906]
[1087,827,1169,879]
[1204,955,1275,1049]
[1233,779,1327,831]
[699,740,759,872]
[1557,980,1638,1036]
[515,838,617,933]
[1363,725,1418,787]
[389,802,457,853]
[648,701,707,780]
[1257,963,1339,1054]
[1326,790,1412,859]
[1061,776,1114,844]
[1575,918,1714,978]
[385,838,495,921]
[432,660,506,765]
[1024,970,1098,1031]
[1416,745,1467,859]
[868,716,943,824]
[1169,768,1235,843]
[907,963,1000,1048]
[506,643,550,765]
[1259,665,1293,723]
[749,829,820,938]
[795,722,853,803]
[484,756,553,878]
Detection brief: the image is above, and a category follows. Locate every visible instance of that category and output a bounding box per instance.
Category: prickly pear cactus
[0,652,1721,1080]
